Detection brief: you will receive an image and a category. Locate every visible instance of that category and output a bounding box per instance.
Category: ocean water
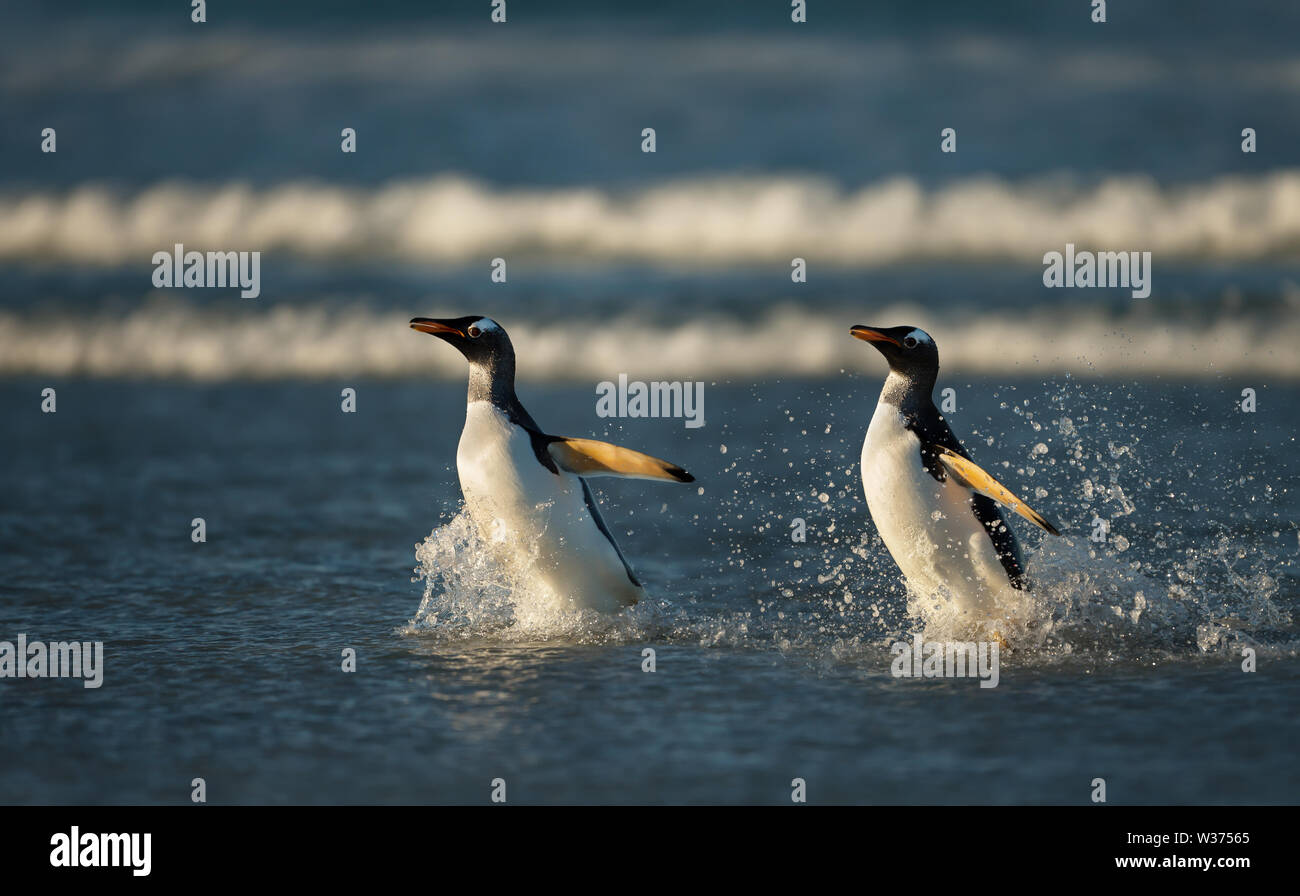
[2,370,1297,804]
[2,1,1299,804]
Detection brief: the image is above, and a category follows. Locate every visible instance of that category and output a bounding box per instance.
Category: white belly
[456,401,644,613]
[861,402,1018,624]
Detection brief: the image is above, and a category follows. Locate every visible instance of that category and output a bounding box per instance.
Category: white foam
[406,509,666,643]
[5,171,1300,265]
[2,300,1298,380]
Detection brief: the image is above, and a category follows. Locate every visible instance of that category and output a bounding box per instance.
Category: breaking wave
[4,171,1300,266]
[3,298,1299,380]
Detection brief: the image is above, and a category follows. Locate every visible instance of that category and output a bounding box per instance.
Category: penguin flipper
[935,447,1061,536]
[547,438,695,483]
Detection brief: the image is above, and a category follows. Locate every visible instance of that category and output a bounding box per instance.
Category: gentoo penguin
[411,315,694,614]
[851,325,1061,631]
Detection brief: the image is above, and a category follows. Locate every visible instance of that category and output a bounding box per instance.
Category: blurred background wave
[3,0,1300,379]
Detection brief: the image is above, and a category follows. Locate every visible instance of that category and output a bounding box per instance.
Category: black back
[902,401,1028,590]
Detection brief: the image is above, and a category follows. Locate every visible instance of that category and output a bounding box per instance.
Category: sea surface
[1,1,1298,804]
[2,371,1297,804]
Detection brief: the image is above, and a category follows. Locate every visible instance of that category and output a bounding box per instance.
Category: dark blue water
[6,0,1300,189]
[1,377,1296,803]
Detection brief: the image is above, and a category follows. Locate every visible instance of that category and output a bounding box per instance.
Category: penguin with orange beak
[411,315,694,613]
[851,324,1061,631]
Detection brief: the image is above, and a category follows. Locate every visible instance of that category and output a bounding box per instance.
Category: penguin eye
[903,336,918,348]
[467,326,482,338]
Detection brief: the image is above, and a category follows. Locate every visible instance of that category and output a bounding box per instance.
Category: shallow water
[2,376,1295,803]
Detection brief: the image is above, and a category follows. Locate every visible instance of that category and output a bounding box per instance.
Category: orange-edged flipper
[547,437,694,484]
[935,446,1061,536]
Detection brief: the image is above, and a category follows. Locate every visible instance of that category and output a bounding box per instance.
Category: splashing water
[407,509,676,644]
[889,377,1296,659]
[403,377,1296,665]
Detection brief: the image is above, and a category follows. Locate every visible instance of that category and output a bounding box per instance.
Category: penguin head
[850,325,939,378]
[410,315,513,367]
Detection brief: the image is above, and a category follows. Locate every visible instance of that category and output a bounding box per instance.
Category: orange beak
[849,326,901,346]
[410,319,464,337]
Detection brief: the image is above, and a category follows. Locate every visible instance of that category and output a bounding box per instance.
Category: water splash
[406,508,674,644]
[402,377,1295,665]
[903,377,1297,658]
